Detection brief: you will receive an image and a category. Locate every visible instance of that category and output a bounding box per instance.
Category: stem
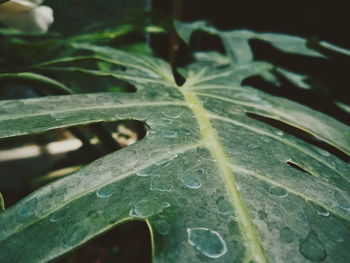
[169,0,183,69]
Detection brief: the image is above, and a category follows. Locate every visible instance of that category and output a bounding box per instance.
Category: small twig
[169,0,183,69]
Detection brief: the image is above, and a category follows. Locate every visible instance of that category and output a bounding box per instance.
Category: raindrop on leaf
[187,227,227,258]
[299,230,327,262]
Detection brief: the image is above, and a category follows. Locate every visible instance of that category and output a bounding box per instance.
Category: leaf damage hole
[0,120,148,207]
[286,160,313,176]
[189,30,226,55]
[246,112,350,162]
[51,220,151,263]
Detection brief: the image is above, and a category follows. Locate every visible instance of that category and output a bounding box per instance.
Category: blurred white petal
[0,0,53,33]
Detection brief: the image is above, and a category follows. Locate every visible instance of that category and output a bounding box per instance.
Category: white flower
[0,0,53,33]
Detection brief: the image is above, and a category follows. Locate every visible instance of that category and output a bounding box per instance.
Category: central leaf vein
[181,89,268,263]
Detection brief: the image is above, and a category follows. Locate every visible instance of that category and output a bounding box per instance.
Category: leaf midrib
[181,88,268,263]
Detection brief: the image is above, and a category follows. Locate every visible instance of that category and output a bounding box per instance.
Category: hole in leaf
[0,120,147,207]
[189,30,226,54]
[51,220,151,263]
[286,160,313,176]
[246,112,350,162]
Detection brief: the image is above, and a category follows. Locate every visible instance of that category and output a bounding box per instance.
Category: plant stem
[169,0,183,69]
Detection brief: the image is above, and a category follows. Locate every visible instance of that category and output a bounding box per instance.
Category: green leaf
[275,67,310,89]
[0,193,4,211]
[0,44,350,263]
[318,41,350,56]
[175,21,350,65]
[336,101,350,114]
[0,72,73,94]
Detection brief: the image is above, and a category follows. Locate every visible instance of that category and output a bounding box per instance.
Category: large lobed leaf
[0,26,350,263]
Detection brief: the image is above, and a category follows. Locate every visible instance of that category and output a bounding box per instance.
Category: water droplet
[280,227,294,244]
[51,113,64,121]
[316,207,329,216]
[16,198,38,222]
[136,112,150,121]
[180,128,192,135]
[187,228,227,259]
[334,192,350,211]
[299,230,327,262]
[150,176,173,192]
[162,131,178,139]
[196,146,211,159]
[180,170,201,189]
[195,210,206,218]
[129,199,170,218]
[162,111,181,118]
[269,186,288,197]
[196,169,204,175]
[96,184,114,198]
[155,154,178,166]
[176,197,188,206]
[62,226,89,248]
[87,210,100,218]
[50,214,59,223]
[216,196,235,215]
[228,221,239,235]
[258,210,268,220]
[316,148,330,157]
[50,211,66,223]
[234,92,261,101]
[308,202,330,217]
[155,159,170,166]
[261,136,272,143]
[154,219,170,235]
[275,130,284,136]
[94,159,103,167]
[161,118,173,125]
[136,170,151,177]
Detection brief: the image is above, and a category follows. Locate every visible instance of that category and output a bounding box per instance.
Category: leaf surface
[0,42,350,263]
[0,192,4,211]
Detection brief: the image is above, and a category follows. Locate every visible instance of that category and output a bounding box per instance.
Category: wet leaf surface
[0,27,350,263]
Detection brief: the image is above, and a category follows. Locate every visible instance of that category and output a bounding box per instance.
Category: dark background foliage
[153,0,350,126]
